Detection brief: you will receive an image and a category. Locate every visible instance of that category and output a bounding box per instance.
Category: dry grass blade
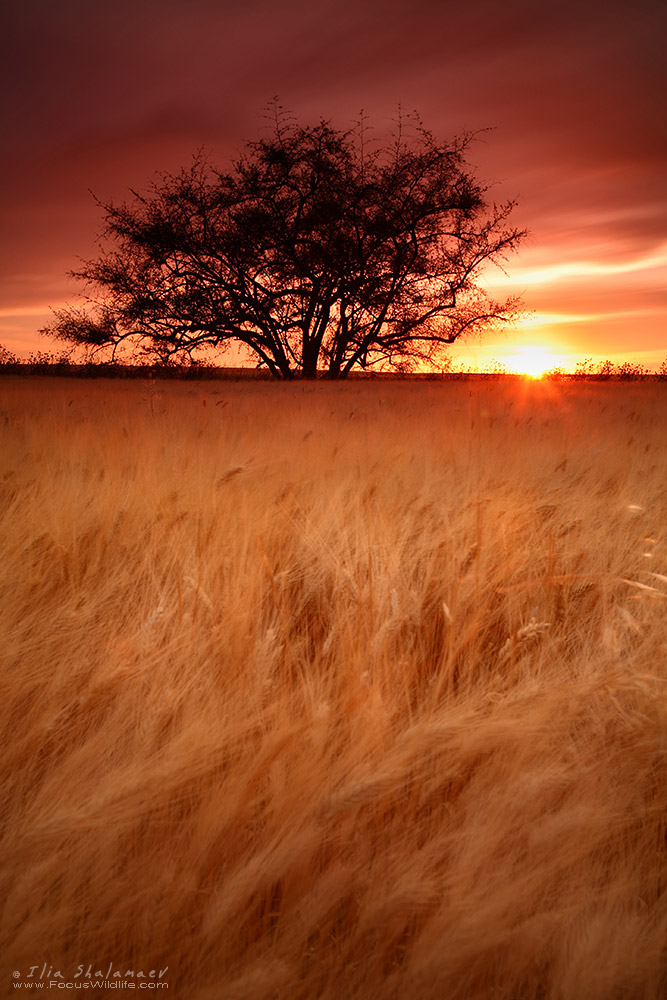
[2,376,667,1000]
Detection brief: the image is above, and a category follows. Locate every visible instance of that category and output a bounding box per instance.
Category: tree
[43,109,526,378]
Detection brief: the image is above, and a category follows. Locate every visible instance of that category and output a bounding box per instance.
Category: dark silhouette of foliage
[543,358,652,382]
[42,108,526,378]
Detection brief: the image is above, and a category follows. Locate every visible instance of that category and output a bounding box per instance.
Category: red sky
[1,0,665,371]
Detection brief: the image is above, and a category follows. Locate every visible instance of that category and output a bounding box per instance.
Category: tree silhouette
[43,109,526,377]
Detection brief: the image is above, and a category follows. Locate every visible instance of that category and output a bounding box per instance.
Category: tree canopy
[43,110,526,377]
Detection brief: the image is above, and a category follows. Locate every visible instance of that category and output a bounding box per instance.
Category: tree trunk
[301,342,319,379]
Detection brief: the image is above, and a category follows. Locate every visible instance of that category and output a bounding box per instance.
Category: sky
[1,0,665,372]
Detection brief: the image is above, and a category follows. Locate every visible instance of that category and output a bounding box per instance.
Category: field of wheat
[1,374,666,999]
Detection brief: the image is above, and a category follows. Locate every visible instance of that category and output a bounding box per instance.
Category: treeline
[0,346,665,381]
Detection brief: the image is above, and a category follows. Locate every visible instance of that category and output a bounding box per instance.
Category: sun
[506,346,561,379]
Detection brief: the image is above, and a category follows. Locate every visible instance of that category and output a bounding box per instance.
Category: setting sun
[505,345,563,378]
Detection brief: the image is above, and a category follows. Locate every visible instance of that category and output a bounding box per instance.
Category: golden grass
[1,375,666,999]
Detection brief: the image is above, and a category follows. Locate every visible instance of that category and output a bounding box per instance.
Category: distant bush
[543,358,655,381]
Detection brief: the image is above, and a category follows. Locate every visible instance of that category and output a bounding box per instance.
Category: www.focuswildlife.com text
[13,983,168,990]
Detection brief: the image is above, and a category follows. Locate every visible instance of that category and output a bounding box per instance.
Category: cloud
[0,306,60,318]
[487,243,667,289]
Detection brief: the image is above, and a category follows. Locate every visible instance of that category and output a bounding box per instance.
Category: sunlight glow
[505,346,564,378]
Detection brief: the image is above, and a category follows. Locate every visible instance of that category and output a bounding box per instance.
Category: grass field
[1,375,667,999]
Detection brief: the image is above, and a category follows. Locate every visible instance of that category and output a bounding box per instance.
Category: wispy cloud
[491,243,667,288]
[518,308,659,327]
[0,305,61,318]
